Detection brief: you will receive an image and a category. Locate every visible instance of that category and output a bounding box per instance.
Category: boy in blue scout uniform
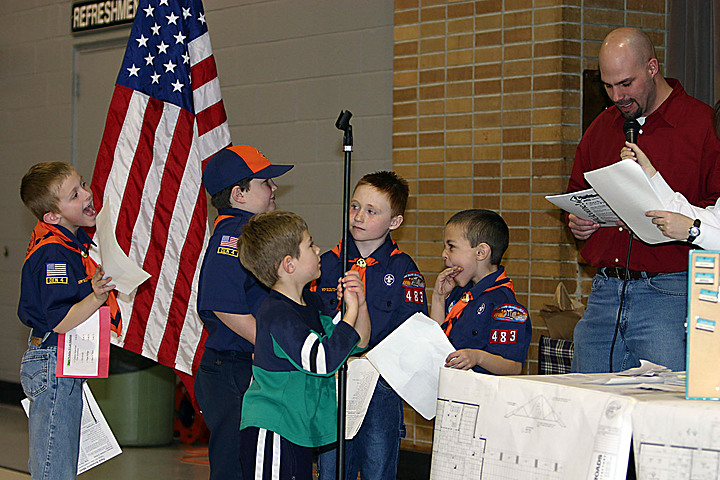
[237,211,370,480]
[196,145,293,480]
[18,162,119,480]
[430,209,531,375]
[314,171,428,480]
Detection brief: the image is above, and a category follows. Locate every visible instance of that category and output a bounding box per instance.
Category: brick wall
[393,0,668,453]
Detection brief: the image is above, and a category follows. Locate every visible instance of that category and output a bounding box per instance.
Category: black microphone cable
[608,231,633,373]
[608,118,642,372]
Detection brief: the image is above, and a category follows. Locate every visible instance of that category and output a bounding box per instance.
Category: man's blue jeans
[21,345,84,480]
[571,271,688,373]
[317,377,405,480]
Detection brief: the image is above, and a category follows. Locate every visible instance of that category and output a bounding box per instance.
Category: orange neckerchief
[329,241,382,290]
[441,292,472,337]
[441,270,514,337]
[308,238,405,294]
[213,214,234,228]
[25,221,122,335]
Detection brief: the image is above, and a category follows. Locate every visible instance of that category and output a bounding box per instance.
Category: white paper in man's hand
[584,159,672,244]
[94,206,151,294]
[366,312,455,420]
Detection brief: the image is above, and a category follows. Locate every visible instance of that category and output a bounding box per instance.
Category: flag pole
[335,109,353,480]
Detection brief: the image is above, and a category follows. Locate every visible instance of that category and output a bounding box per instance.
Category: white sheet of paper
[583,159,671,244]
[61,309,101,377]
[632,398,720,478]
[22,383,122,474]
[545,188,621,225]
[366,312,455,420]
[431,368,635,480]
[95,206,151,294]
[343,357,379,440]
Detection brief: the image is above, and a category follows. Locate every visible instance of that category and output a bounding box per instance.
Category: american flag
[219,235,238,249]
[90,0,230,375]
[46,263,67,276]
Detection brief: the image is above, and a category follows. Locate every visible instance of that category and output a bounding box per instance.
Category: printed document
[583,159,670,244]
[57,306,111,378]
[22,383,122,474]
[343,357,379,439]
[430,368,634,480]
[545,188,620,225]
[546,159,677,244]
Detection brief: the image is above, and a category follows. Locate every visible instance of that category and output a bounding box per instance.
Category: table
[429,368,719,480]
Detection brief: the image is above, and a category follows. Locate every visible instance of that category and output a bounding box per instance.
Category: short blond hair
[20,162,76,220]
[239,211,308,287]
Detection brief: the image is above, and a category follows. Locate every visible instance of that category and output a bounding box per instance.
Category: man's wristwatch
[687,219,701,243]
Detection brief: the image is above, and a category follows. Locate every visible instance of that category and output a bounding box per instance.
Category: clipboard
[686,251,720,400]
[57,306,111,378]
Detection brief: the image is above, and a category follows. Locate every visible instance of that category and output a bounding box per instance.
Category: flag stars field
[90,0,230,384]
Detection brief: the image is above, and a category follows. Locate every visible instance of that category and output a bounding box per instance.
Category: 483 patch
[490,329,517,344]
[403,271,425,304]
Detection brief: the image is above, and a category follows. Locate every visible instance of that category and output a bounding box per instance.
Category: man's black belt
[599,267,659,280]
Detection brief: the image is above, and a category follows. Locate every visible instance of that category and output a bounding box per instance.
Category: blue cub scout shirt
[18,225,96,347]
[196,208,270,352]
[444,266,531,374]
[314,234,428,349]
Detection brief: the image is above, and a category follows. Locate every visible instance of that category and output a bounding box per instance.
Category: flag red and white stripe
[90,0,229,375]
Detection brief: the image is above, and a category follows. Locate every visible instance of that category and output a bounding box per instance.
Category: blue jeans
[21,345,84,480]
[317,377,405,480]
[571,271,688,373]
[195,348,253,480]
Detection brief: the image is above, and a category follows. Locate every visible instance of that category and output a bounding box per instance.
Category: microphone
[623,119,641,144]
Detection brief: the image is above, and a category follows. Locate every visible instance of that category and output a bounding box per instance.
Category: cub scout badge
[217,235,239,257]
[46,263,68,284]
[492,304,528,323]
[402,271,425,304]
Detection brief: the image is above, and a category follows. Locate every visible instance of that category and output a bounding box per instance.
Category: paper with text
[583,159,672,244]
[430,369,635,480]
[57,307,110,378]
[343,357,380,439]
[22,383,122,474]
[545,188,621,225]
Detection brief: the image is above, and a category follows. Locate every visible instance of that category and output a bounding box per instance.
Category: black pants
[239,427,313,480]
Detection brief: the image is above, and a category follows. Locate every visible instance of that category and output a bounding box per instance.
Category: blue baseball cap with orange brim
[202,145,294,196]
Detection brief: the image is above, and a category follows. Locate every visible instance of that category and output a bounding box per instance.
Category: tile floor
[0,402,431,480]
[0,403,209,480]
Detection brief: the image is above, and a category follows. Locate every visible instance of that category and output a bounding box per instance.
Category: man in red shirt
[567,27,720,373]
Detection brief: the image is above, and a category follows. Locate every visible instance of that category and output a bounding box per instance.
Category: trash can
[87,346,176,446]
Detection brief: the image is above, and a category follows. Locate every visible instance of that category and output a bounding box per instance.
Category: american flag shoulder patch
[218,235,238,256]
[46,263,68,284]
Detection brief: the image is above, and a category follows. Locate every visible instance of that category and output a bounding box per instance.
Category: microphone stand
[334,110,353,480]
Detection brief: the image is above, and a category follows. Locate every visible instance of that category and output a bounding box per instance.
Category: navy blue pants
[239,427,313,480]
[195,348,252,480]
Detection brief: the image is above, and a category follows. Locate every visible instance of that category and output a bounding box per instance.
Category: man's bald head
[599,27,656,70]
[597,27,669,119]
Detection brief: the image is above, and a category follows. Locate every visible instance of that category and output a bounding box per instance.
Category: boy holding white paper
[314,171,427,480]
[430,209,531,375]
[18,161,119,480]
